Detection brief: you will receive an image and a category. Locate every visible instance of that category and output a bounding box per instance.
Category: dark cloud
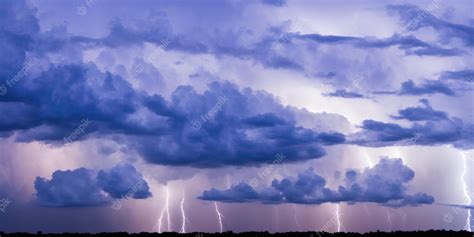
[0,0,39,84]
[398,80,455,96]
[297,33,463,57]
[200,158,434,206]
[0,0,347,167]
[350,99,474,150]
[404,46,463,57]
[391,99,448,121]
[97,163,152,199]
[376,79,456,96]
[0,63,140,143]
[387,4,474,46]
[349,117,474,150]
[135,81,345,167]
[0,61,345,167]
[34,168,109,207]
[200,183,260,203]
[323,89,365,98]
[34,163,151,207]
[440,69,474,82]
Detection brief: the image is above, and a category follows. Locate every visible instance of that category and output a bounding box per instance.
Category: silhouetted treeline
[0,230,472,237]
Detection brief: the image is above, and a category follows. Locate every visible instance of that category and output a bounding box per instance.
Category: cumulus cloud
[135,81,346,167]
[374,79,456,96]
[97,163,152,199]
[0,67,346,167]
[398,80,455,96]
[349,112,473,150]
[440,69,474,82]
[34,163,151,207]
[391,99,448,121]
[0,1,348,168]
[297,33,463,57]
[200,158,434,206]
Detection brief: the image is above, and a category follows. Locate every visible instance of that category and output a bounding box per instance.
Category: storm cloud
[200,158,434,206]
[34,163,152,207]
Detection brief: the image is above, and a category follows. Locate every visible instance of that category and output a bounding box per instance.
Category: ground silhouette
[0,230,472,237]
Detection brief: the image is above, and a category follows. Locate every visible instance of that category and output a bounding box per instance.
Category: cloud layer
[200,158,434,206]
[34,163,152,207]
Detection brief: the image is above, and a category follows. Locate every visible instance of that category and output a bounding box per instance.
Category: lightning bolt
[293,204,302,231]
[212,176,229,233]
[166,188,171,232]
[335,204,342,232]
[156,187,171,233]
[157,203,166,233]
[461,152,472,231]
[214,201,224,233]
[387,209,393,230]
[180,192,187,233]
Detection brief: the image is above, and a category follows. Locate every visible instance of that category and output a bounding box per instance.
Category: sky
[0,0,473,234]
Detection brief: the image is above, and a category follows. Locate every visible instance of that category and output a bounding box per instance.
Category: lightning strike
[387,209,393,230]
[166,188,171,232]
[180,192,187,233]
[214,201,224,233]
[157,202,166,233]
[461,152,472,231]
[293,204,302,231]
[156,187,171,233]
[336,204,341,232]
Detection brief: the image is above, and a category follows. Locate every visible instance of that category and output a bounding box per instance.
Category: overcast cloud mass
[0,0,472,234]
